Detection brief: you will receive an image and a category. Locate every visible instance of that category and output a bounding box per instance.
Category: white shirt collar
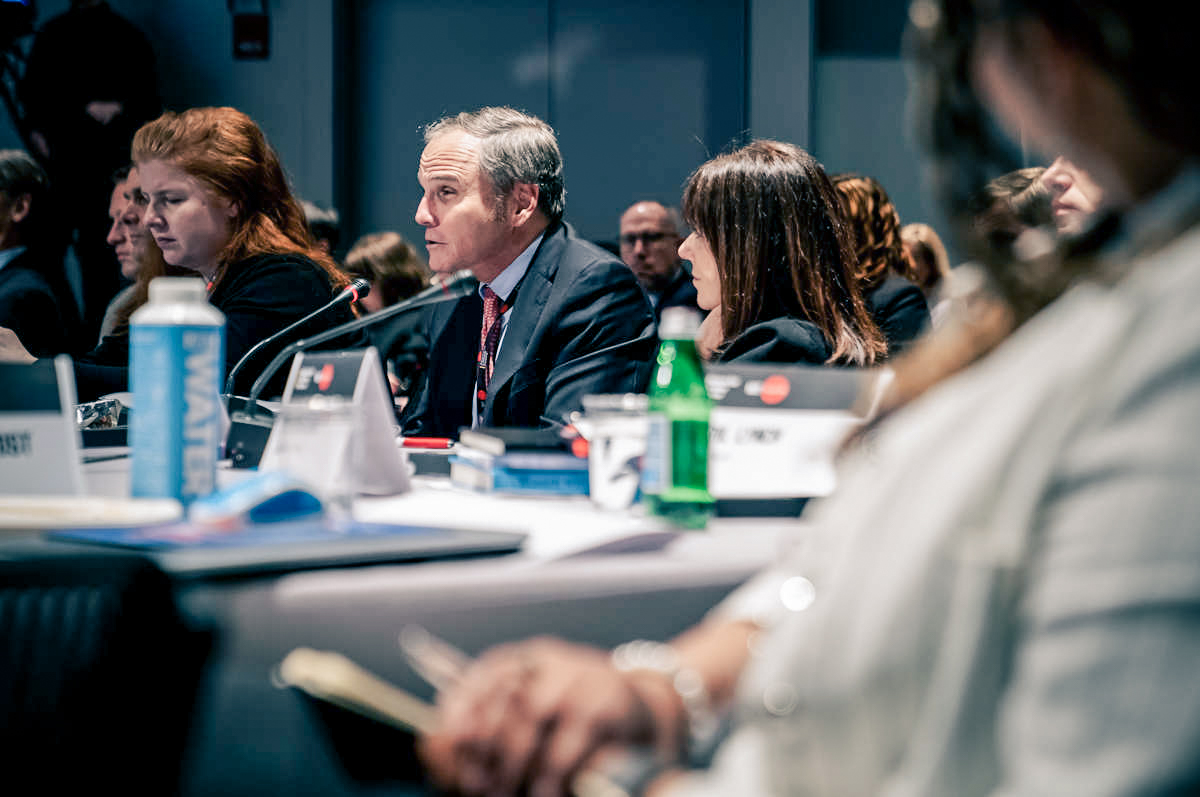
[481,232,544,304]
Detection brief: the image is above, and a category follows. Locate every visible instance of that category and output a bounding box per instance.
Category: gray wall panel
[346,0,550,253]
[812,55,956,260]
[550,0,744,244]
[749,0,813,150]
[4,1,957,266]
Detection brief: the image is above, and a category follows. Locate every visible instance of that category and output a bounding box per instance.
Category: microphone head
[349,277,371,302]
[440,269,479,296]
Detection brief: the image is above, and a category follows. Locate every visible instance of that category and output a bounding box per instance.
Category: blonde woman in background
[901,221,952,325]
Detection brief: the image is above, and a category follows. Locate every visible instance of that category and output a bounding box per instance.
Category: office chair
[0,551,213,792]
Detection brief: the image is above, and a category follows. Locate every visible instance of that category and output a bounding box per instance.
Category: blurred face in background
[0,189,31,249]
[360,285,384,314]
[619,201,684,294]
[678,231,720,311]
[105,168,151,280]
[139,159,237,280]
[1041,157,1104,235]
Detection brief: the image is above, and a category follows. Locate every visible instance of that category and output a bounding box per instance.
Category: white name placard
[259,347,410,498]
[0,356,84,496]
[703,362,887,500]
[708,407,861,499]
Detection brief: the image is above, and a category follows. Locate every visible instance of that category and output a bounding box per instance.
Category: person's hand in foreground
[419,620,760,796]
[419,636,682,797]
[0,327,36,364]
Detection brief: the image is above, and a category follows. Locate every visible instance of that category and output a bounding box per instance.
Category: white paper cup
[581,394,649,511]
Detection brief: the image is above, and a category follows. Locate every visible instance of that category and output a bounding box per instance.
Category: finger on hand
[532,715,600,797]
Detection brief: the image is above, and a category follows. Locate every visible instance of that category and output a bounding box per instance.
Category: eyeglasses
[619,231,674,248]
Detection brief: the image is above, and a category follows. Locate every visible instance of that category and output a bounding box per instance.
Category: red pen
[398,436,454,450]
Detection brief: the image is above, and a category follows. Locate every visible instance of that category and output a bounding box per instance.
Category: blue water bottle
[130,277,225,505]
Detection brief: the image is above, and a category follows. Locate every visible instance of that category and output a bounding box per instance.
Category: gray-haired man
[401,107,656,438]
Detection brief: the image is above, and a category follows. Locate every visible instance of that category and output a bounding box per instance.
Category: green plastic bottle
[640,307,714,528]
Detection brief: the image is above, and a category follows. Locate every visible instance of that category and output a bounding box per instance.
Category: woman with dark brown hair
[833,173,932,356]
[0,107,355,400]
[680,139,885,366]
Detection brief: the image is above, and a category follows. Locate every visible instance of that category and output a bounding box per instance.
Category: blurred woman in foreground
[417,0,1200,795]
[681,140,885,366]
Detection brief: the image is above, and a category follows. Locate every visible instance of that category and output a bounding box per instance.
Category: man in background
[0,149,70,357]
[618,200,699,322]
[18,0,161,344]
[301,200,342,259]
[97,165,157,340]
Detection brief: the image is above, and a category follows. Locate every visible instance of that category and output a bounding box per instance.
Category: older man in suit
[401,107,656,439]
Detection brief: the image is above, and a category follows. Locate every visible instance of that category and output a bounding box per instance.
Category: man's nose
[105,218,123,246]
[415,195,433,227]
[1043,160,1072,196]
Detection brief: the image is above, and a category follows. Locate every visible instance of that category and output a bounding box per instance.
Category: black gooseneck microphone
[225,269,479,467]
[223,277,371,396]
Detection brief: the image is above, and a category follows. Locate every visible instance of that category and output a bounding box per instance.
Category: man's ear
[8,193,31,225]
[509,183,540,226]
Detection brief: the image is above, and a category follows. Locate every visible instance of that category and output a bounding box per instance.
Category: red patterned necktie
[477,286,504,400]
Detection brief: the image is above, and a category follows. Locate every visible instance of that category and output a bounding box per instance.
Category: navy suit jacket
[0,249,70,358]
[402,222,657,438]
[866,275,930,358]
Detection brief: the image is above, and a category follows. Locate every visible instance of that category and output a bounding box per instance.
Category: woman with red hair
[132,106,352,397]
[0,107,353,400]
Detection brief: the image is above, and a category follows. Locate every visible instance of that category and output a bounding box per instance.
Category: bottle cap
[148,276,208,304]
[659,306,702,338]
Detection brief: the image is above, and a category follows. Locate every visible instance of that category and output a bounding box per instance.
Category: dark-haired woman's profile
[679,140,885,366]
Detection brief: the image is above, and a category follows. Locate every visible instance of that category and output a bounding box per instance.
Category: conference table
[5,450,810,796]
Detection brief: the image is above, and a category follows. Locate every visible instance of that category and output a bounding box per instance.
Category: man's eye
[438,187,455,198]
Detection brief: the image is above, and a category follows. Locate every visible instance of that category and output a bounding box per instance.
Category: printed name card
[704,363,878,500]
[0,357,84,496]
[258,347,410,497]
